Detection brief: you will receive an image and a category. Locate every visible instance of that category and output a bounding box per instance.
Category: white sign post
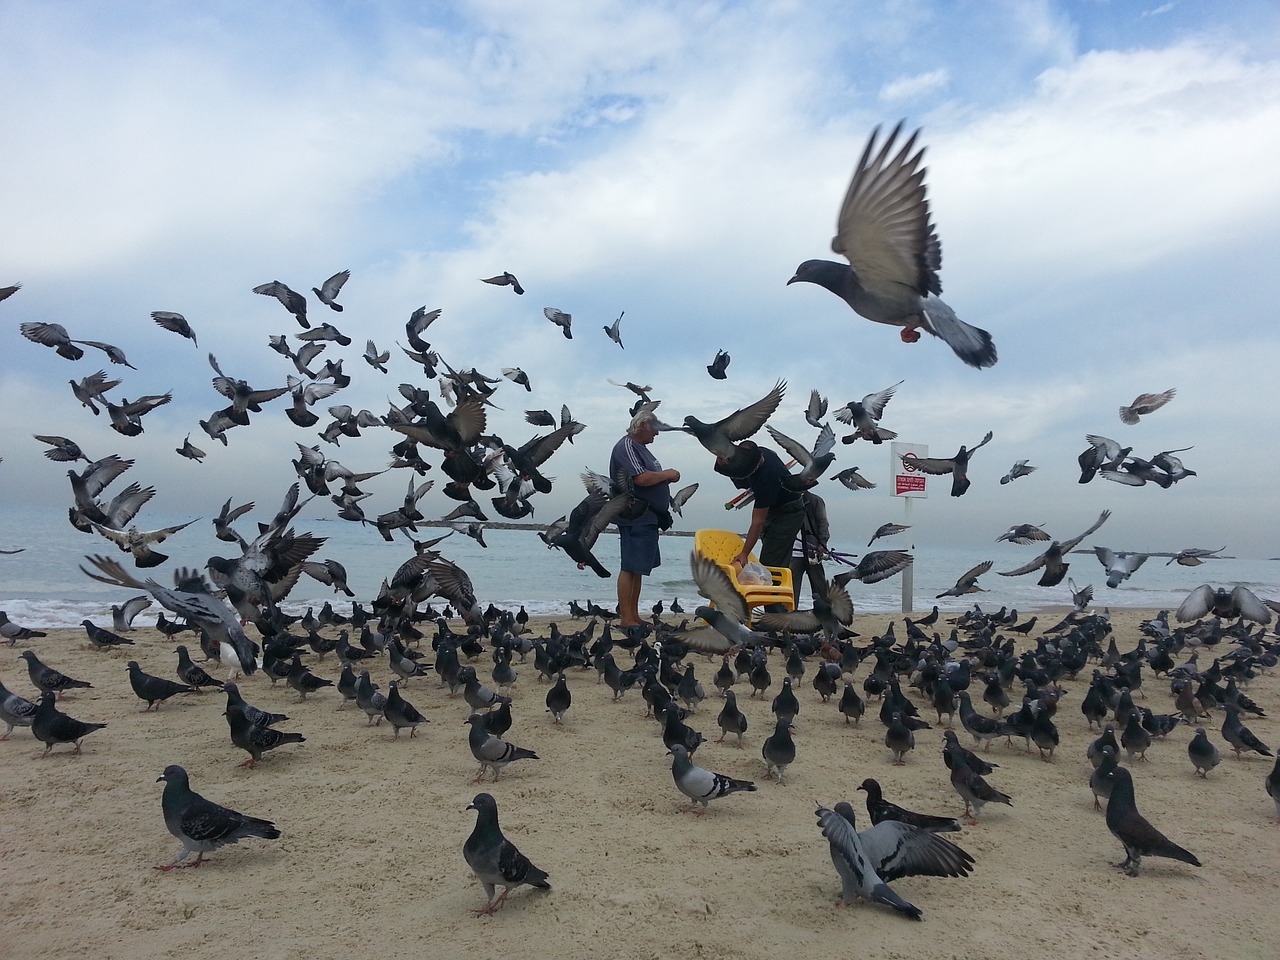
[890,442,927,613]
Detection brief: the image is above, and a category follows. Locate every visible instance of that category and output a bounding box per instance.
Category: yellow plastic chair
[693,529,795,613]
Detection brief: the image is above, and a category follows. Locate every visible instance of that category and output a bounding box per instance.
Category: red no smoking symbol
[900,452,920,472]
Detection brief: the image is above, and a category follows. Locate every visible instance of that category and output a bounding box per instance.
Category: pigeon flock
[2,123,1278,955]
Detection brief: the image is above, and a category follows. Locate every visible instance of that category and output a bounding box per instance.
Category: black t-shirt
[746,448,801,510]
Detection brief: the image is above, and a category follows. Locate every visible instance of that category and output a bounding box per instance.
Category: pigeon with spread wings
[997,510,1111,588]
[900,431,992,497]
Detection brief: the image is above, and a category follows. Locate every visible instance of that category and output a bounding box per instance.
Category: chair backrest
[693,529,745,566]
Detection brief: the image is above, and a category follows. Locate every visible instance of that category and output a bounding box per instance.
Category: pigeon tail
[868,882,922,920]
[920,296,997,369]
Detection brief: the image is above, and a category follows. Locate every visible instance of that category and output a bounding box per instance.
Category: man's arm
[735,506,769,567]
[634,468,679,487]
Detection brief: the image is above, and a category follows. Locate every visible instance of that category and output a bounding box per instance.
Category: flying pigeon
[312,269,350,311]
[707,349,730,379]
[543,307,573,339]
[480,272,525,295]
[152,311,198,345]
[899,431,993,497]
[788,123,997,368]
[834,381,901,444]
[1119,388,1176,425]
[603,311,624,348]
[252,280,309,327]
[999,460,1036,485]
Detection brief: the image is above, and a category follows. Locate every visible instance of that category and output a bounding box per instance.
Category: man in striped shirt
[609,409,681,635]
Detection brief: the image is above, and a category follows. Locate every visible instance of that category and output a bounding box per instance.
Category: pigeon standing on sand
[32,692,106,757]
[545,674,572,724]
[225,702,305,767]
[1266,757,1280,822]
[126,661,196,711]
[787,123,997,369]
[0,679,38,739]
[1222,705,1273,759]
[814,801,975,919]
[383,682,429,738]
[858,777,962,832]
[19,650,92,697]
[155,764,280,870]
[762,715,796,783]
[1187,727,1221,778]
[945,738,1011,821]
[463,793,550,915]
[223,682,287,728]
[83,619,134,650]
[175,645,224,691]
[1104,766,1200,876]
[465,713,538,782]
[715,690,748,746]
[669,742,756,813]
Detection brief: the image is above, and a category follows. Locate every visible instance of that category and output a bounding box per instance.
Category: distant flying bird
[935,560,992,598]
[832,466,876,491]
[1078,435,1131,484]
[996,522,1050,545]
[502,367,532,391]
[1165,546,1227,567]
[707,349,730,379]
[834,381,901,444]
[543,307,573,339]
[19,321,84,360]
[868,522,909,546]
[901,431,993,497]
[363,340,390,373]
[1119,388,1176,425]
[787,123,997,369]
[252,280,309,328]
[999,460,1036,485]
[152,311,198,345]
[74,339,136,369]
[805,389,827,427]
[1093,546,1148,588]
[603,311,624,349]
[176,436,206,463]
[312,269,350,311]
[831,551,913,586]
[997,509,1112,588]
[671,482,699,516]
[480,271,525,295]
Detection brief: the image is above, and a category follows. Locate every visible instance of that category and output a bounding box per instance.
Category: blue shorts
[619,524,661,575]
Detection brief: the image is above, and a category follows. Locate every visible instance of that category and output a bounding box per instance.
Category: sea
[1,503,1276,629]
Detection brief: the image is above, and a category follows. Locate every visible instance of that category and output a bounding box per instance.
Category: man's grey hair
[627,409,658,436]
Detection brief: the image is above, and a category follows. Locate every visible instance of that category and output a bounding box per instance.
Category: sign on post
[891,442,928,498]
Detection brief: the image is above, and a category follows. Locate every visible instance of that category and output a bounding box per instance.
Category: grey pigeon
[126,661,196,711]
[945,737,1011,821]
[543,307,573,339]
[175,645,224,691]
[19,650,92,697]
[999,460,1036,485]
[761,715,796,783]
[355,670,388,724]
[868,522,910,546]
[884,711,914,766]
[679,552,785,655]
[151,311,198,345]
[253,280,309,327]
[1089,745,1121,812]
[996,523,1050,545]
[286,654,333,701]
[480,271,525,295]
[1104,766,1200,876]
[833,381,901,444]
[155,764,280,870]
[1177,585,1272,625]
[224,702,304,767]
[463,793,550,915]
[83,619,134,650]
[111,595,153,632]
[312,269,349,311]
[223,682,287,728]
[32,691,106,757]
[788,123,997,368]
[465,713,538,782]
[679,381,787,458]
[899,431,993,497]
[715,690,748,746]
[603,310,624,348]
[668,742,756,814]
[707,349,730,379]
[0,678,38,739]
[1222,704,1273,759]
[383,681,429,738]
[997,510,1112,588]
[1187,727,1221,778]
[935,561,993,599]
[814,801,974,918]
[544,674,571,725]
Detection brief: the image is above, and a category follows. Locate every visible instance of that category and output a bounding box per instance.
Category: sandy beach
[3,607,1278,960]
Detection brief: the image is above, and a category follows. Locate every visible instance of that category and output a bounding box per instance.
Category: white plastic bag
[737,561,772,585]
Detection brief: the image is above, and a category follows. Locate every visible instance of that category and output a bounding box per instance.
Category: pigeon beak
[466,802,476,811]
[156,774,166,783]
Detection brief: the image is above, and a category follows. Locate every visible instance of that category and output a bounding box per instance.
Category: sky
[2,0,1280,572]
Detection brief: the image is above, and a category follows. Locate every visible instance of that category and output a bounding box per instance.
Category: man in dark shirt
[609,409,680,633]
[714,440,807,569]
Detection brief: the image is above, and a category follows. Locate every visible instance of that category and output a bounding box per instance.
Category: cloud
[880,69,951,103]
